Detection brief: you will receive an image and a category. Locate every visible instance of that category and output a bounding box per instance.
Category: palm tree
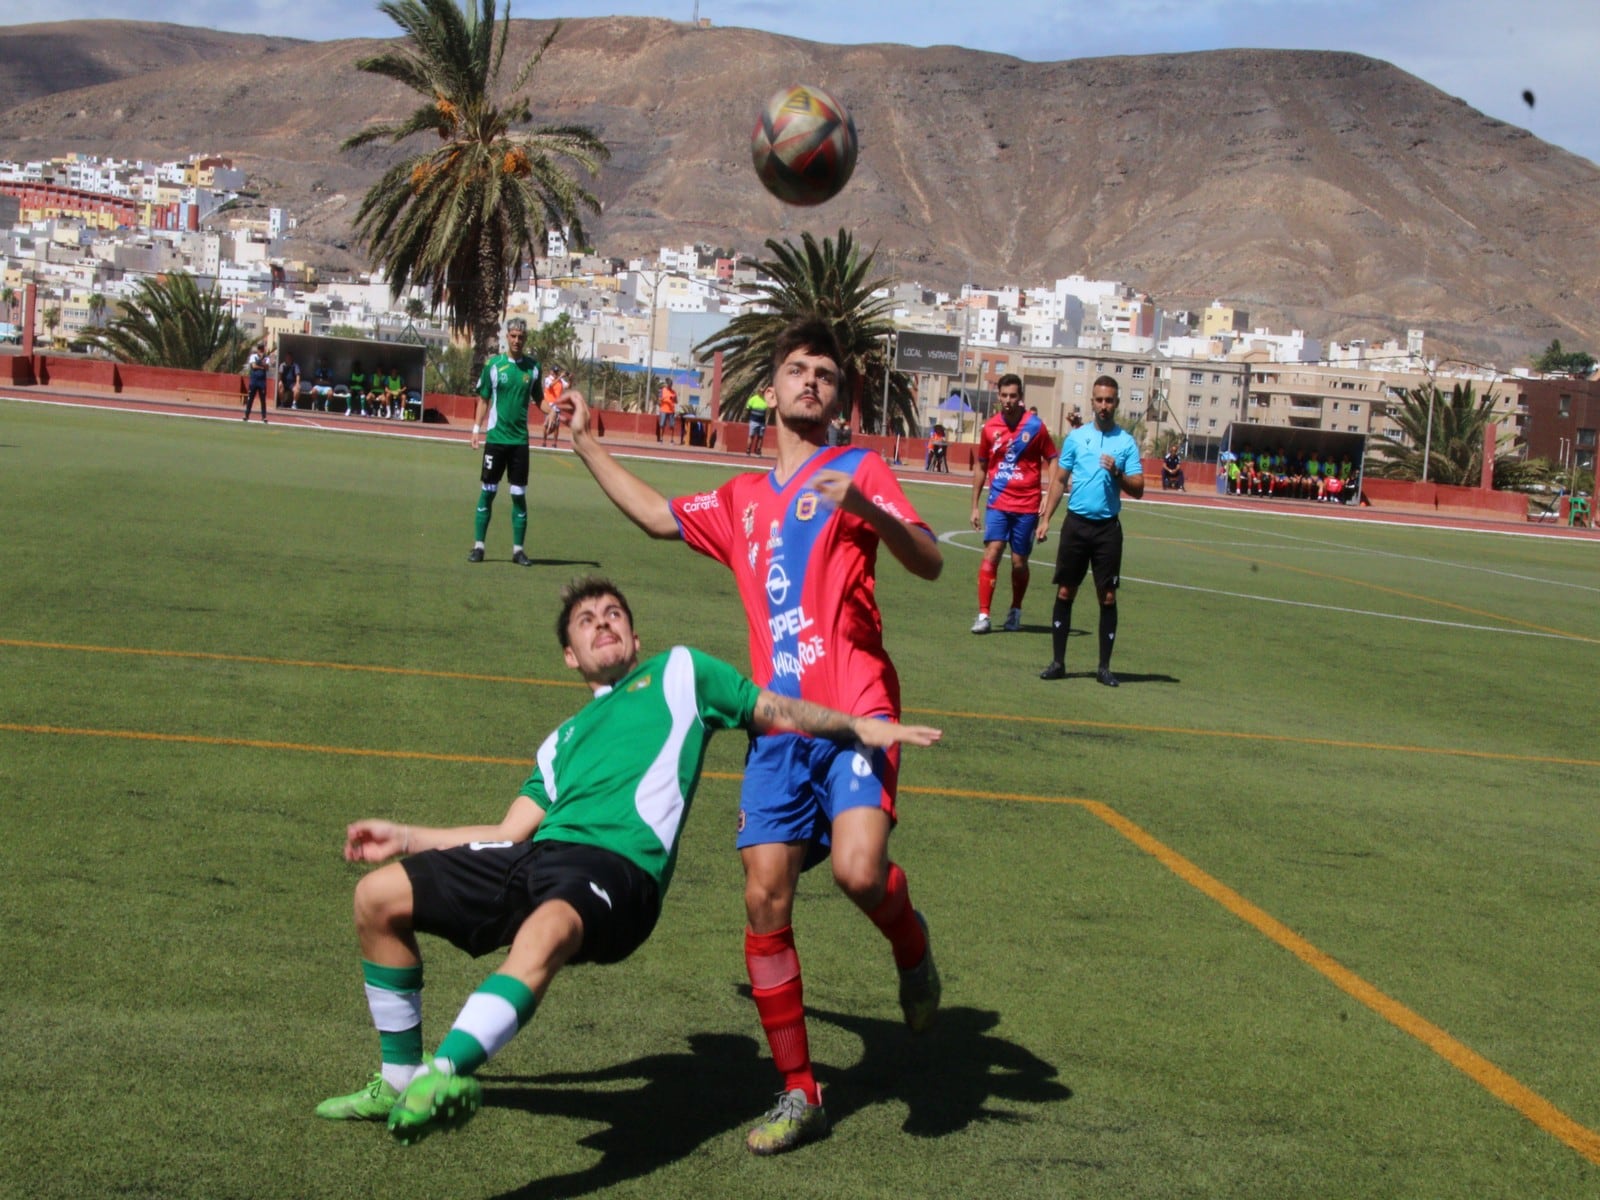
[343,1,608,374]
[1368,381,1496,485]
[42,305,62,347]
[695,229,916,435]
[88,273,250,372]
[0,285,15,327]
[425,342,478,395]
[88,292,108,329]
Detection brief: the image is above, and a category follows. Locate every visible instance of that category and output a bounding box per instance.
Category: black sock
[1098,603,1118,669]
[1051,596,1073,664]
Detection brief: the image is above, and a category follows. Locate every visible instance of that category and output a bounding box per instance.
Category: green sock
[361,960,424,1069]
[434,973,538,1076]
[511,492,528,546]
[474,487,495,542]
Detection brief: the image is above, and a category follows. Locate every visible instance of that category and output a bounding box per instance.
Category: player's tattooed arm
[751,689,941,748]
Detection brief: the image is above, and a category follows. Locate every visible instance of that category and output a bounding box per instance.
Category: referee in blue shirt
[1036,376,1145,685]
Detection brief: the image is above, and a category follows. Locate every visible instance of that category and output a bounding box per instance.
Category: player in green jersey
[469,318,543,566]
[315,576,941,1146]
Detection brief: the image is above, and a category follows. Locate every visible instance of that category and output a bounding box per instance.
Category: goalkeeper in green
[315,575,941,1145]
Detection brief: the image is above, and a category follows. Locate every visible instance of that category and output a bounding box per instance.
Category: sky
[3,1,1595,165]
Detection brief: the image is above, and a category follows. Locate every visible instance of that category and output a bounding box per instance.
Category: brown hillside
[3,16,1597,364]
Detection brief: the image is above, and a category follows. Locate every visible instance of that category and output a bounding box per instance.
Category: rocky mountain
[3,16,1598,365]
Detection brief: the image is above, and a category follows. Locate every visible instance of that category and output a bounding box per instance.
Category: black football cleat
[1038,661,1066,681]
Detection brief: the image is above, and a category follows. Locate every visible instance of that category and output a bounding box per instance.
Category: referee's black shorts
[403,839,660,964]
[479,441,531,489]
[1053,512,1123,594]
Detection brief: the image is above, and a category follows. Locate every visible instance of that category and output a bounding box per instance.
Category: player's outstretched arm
[343,796,545,864]
[809,467,944,580]
[564,390,680,538]
[751,688,941,748]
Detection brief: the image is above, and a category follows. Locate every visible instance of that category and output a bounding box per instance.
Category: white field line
[936,529,1593,643]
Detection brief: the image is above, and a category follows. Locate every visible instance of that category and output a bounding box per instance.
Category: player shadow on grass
[481,1031,769,1199]
[481,1006,1070,1198]
[480,555,603,568]
[1054,669,1179,686]
[805,1003,1073,1139]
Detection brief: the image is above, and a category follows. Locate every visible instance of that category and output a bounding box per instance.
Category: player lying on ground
[316,576,941,1147]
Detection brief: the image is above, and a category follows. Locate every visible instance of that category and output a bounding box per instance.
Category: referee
[1036,376,1145,685]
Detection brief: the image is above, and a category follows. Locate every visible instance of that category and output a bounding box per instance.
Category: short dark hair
[771,318,844,377]
[1092,374,1119,395]
[996,373,1023,394]
[556,576,633,648]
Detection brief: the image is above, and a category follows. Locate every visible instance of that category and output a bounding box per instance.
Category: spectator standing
[542,369,567,447]
[243,343,271,423]
[745,390,770,455]
[655,380,677,443]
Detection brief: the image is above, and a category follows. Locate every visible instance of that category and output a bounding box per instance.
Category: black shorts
[480,442,530,489]
[1053,513,1123,594]
[403,839,660,964]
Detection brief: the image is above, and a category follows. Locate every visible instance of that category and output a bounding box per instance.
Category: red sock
[1010,563,1029,611]
[978,561,998,615]
[745,927,817,1104]
[867,862,927,969]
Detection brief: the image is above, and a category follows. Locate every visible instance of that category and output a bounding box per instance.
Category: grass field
[2,398,1597,1199]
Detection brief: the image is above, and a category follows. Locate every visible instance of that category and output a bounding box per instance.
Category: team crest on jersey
[796,492,819,521]
[626,675,653,692]
[742,503,757,537]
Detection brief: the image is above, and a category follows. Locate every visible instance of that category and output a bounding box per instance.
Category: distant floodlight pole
[882,331,893,429]
[1420,367,1437,484]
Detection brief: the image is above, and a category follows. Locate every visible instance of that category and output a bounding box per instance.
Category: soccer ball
[750,84,857,206]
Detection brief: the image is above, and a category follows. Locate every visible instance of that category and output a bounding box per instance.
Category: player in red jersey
[969,375,1056,634]
[562,319,943,1155]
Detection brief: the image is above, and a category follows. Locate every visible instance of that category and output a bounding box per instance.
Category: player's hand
[564,389,591,435]
[1036,520,1050,543]
[1100,453,1117,473]
[970,506,982,531]
[470,432,482,450]
[857,720,942,749]
[809,468,863,515]
[344,819,407,863]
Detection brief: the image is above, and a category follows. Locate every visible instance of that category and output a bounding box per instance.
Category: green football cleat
[898,911,941,1034]
[315,1072,400,1121]
[387,1064,482,1145]
[745,1088,828,1155]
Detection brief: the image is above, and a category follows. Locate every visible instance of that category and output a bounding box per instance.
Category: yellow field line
[1077,796,1600,1167]
[1178,543,1595,643]
[3,718,1597,1163]
[9,637,1592,768]
[0,638,588,690]
[901,708,1600,769]
[0,722,532,766]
